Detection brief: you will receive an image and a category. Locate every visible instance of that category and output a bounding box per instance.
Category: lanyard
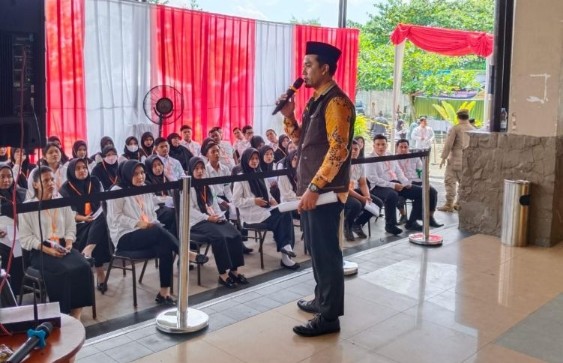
[384,161,397,180]
[67,181,93,215]
[200,186,216,215]
[45,208,59,240]
[134,195,150,222]
[102,162,117,185]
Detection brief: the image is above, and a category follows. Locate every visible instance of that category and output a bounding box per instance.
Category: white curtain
[84,0,156,155]
[253,21,294,138]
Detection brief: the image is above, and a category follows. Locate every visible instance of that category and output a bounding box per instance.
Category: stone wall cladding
[459,132,561,247]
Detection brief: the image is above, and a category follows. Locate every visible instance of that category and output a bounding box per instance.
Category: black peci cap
[305,41,342,64]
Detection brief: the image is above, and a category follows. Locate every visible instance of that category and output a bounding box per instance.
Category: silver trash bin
[501,180,531,247]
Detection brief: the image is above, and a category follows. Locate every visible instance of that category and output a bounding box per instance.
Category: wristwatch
[308,183,320,193]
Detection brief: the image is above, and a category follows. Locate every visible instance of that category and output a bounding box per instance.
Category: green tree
[289,16,321,25]
[357,0,495,115]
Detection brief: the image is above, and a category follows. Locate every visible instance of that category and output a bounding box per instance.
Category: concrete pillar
[459,0,563,246]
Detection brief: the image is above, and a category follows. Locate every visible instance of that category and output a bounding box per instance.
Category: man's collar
[313,80,336,100]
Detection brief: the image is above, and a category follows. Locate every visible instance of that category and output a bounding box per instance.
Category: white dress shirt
[396,157,423,182]
[232,180,272,225]
[180,140,201,157]
[205,162,233,201]
[157,154,185,181]
[411,125,435,149]
[365,151,410,188]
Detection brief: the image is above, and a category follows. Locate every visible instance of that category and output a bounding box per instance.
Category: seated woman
[274,134,289,163]
[59,159,111,292]
[10,147,35,189]
[91,145,119,191]
[19,166,93,319]
[119,136,145,163]
[0,164,26,292]
[106,160,205,305]
[233,148,299,270]
[259,145,280,203]
[188,157,248,288]
[140,132,155,158]
[144,155,178,237]
[70,140,96,171]
[27,142,67,198]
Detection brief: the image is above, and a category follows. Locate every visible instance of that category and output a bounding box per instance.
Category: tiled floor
[76,231,563,363]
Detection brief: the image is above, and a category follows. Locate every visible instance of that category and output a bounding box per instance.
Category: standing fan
[143,85,184,137]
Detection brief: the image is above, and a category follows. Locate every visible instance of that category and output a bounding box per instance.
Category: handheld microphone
[272,78,304,115]
[7,322,54,363]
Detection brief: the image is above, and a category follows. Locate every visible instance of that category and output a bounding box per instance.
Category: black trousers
[301,202,344,321]
[191,221,244,274]
[118,225,179,288]
[75,217,112,267]
[370,183,423,226]
[344,195,363,229]
[262,209,295,251]
[156,206,178,238]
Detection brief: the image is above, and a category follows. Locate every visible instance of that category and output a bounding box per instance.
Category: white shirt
[365,152,410,188]
[349,163,365,190]
[396,157,423,182]
[219,141,236,171]
[157,154,185,181]
[232,180,272,225]
[205,162,233,201]
[278,175,298,203]
[106,186,160,246]
[233,139,250,159]
[411,125,435,149]
[180,140,201,157]
[19,196,77,250]
[189,188,222,226]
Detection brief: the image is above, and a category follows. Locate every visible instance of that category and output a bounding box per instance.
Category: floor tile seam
[83,231,458,347]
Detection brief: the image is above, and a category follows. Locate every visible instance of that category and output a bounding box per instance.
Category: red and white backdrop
[45,0,359,155]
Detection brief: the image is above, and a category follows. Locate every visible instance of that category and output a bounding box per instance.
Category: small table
[1,314,85,363]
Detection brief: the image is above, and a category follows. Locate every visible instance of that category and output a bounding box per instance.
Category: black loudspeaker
[0,0,46,148]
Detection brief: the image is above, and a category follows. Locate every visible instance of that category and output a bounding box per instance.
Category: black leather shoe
[429,217,444,228]
[293,314,340,337]
[218,276,237,288]
[405,221,423,231]
[385,224,403,235]
[280,260,300,270]
[155,293,177,306]
[280,248,297,258]
[243,246,253,254]
[229,271,249,285]
[344,228,355,241]
[352,224,367,239]
[97,282,108,293]
[191,254,209,264]
[297,299,319,314]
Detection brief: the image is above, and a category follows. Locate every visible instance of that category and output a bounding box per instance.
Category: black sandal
[229,271,249,285]
[191,254,209,265]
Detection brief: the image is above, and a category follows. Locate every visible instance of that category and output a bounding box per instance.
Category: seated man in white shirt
[395,139,442,227]
[180,125,201,156]
[265,129,279,152]
[365,135,440,235]
[209,127,236,171]
[154,137,185,181]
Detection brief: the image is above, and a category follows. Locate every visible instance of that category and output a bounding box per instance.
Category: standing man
[438,109,475,212]
[279,41,355,337]
[411,117,435,149]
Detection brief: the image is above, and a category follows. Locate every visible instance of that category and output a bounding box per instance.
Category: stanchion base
[343,260,358,276]
[409,233,443,247]
[156,308,209,334]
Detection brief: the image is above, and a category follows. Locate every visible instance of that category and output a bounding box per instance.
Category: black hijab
[274,134,289,162]
[118,160,144,189]
[259,145,274,172]
[71,140,94,163]
[144,155,169,196]
[60,158,102,214]
[283,150,298,192]
[100,136,114,152]
[91,145,118,190]
[122,136,143,161]
[250,136,265,149]
[240,148,269,202]
[0,164,26,219]
[167,133,193,170]
[0,150,8,162]
[10,148,35,189]
[140,132,154,157]
[187,157,213,214]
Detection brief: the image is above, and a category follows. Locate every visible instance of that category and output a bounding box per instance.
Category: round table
[2,315,85,363]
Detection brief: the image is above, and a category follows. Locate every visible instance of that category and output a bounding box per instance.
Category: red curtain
[45,0,86,153]
[292,25,360,119]
[390,24,493,57]
[154,7,256,141]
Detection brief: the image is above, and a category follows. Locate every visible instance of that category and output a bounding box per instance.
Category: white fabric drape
[84,0,156,155]
[391,41,405,153]
[253,21,294,138]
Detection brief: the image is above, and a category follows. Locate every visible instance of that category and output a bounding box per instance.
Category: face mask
[126,144,139,153]
[104,155,118,165]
